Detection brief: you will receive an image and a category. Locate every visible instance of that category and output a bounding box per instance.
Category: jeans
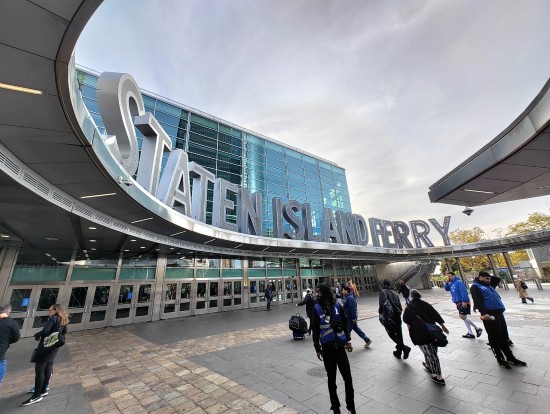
[483,312,514,361]
[266,298,272,310]
[404,296,411,304]
[322,347,355,412]
[0,359,6,386]
[348,321,370,342]
[385,318,406,354]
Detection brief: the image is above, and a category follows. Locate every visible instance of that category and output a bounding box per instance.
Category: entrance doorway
[65,284,113,331]
[161,281,192,319]
[193,280,219,315]
[111,282,153,326]
[222,280,243,310]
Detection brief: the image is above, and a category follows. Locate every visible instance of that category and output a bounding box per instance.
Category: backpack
[379,289,400,327]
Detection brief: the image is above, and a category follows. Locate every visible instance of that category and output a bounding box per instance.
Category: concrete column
[151,253,167,321]
[243,258,249,308]
[445,258,453,273]
[0,246,20,301]
[501,252,513,290]
[487,254,508,290]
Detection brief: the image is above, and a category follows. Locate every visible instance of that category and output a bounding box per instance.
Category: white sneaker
[364,340,372,348]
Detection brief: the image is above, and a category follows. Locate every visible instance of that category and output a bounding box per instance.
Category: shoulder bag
[408,303,448,347]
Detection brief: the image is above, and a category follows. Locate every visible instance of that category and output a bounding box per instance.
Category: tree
[443,227,490,272]
[506,212,550,235]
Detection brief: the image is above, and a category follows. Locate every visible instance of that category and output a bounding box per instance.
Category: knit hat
[382,279,391,287]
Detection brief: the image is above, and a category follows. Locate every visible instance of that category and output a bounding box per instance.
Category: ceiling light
[169,247,175,250]
[234,244,243,249]
[90,240,96,242]
[124,249,129,252]
[91,248,96,251]
[262,247,269,251]
[0,233,9,238]
[130,239,137,242]
[463,189,495,194]
[289,249,296,253]
[83,250,88,253]
[204,239,215,244]
[46,237,58,241]
[140,246,146,249]
[130,217,154,224]
[80,193,117,199]
[170,231,186,236]
[155,248,160,251]
[535,185,550,189]
[45,253,51,257]
[89,227,97,230]
[0,82,43,95]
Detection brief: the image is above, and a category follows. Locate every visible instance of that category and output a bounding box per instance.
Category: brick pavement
[1,285,549,414]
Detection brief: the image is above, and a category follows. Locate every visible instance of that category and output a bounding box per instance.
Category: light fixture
[80,193,117,199]
[170,231,186,236]
[140,246,146,249]
[45,253,51,257]
[289,249,296,253]
[130,239,137,242]
[234,244,243,249]
[130,217,154,224]
[204,239,215,244]
[46,237,58,241]
[0,233,9,238]
[0,82,43,95]
[124,249,129,252]
[90,240,96,242]
[91,248,96,251]
[262,247,269,251]
[463,189,495,194]
[169,247,175,250]
[89,227,97,230]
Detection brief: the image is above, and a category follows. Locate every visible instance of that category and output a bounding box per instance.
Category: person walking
[0,304,21,387]
[311,283,356,414]
[342,285,372,348]
[403,290,449,385]
[296,288,316,334]
[347,279,359,297]
[265,284,273,311]
[379,279,411,359]
[513,275,534,304]
[470,271,526,369]
[396,280,411,304]
[21,304,70,406]
[444,271,482,339]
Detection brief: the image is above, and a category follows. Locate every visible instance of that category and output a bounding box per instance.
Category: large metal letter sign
[96,71,455,249]
[96,73,142,175]
[157,149,192,215]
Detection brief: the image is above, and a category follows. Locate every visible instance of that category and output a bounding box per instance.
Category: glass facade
[77,70,351,236]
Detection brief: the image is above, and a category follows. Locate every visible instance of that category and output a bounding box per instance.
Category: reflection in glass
[223,298,231,306]
[32,315,50,329]
[164,304,176,313]
[234,298,241,305]
[116,308,130,319]
[93,286,110,307]
[250,281,257,294]
[69,287,88,308]
[37,288,59,311]
[165,283,177,301]
[136,306,149,316]
[223,282,232,295]
[118,285,133,304]
[180,283,191,299]
[9,289,32,312]
[209,300,217,308]
[71,313,83,324]
[89,310,106,322]
[197,283,206,298]
[138,285,151,302]
[234,282,242,295]
[250,296,257,303]
[209,282,218,296]
[180,302,190,311]
[196,301,205,309]
[259,280,266,293]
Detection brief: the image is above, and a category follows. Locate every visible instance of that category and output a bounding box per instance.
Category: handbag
[408,303,448,347]
[520,281,528,289]
[42,321,66,349]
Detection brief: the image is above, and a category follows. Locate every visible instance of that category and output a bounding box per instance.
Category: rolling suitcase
[289,312,308,340]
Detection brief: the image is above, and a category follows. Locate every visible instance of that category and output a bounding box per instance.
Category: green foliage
[506,212,550,236]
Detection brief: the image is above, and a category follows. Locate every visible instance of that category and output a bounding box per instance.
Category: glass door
[222,280,243,311]
[66,284,113,331]
[193,280,219,315]
[285,277,299,302]
[268,278,284,306]
[248,280,261,308]
[161,281,192,319]
[4,286,33,336]
[112,282,153,325]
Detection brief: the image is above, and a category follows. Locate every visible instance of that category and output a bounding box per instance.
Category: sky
[76,0,550,244]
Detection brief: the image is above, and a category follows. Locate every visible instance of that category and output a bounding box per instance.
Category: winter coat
[513,279,529,299]
[403,298,445,346]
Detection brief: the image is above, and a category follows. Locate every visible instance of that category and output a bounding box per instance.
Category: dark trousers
[385,318,406,353]
[266,298,272,310]
[322,347,354,412]
[33,360,54,398]
[483,312,513,361]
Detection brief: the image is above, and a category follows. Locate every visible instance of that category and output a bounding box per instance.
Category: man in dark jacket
[342,286,372,348]
[0,304,21,387]
[396,280,411,304]
[296,288,316,334]
[470,271,526,369]
[379,279,411,359]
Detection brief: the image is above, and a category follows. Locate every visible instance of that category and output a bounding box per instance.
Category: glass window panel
[189,133,217,150]
[165,268,194,278]
[188,153,216,169]
[156,101,188,118]
[119,268,156,280]
[154,110,181,127]
[287,163,303,175]
[118,285,133,304]
[266,164,284,177]
[164,283,177,300]
[180,283,191,299]
[246,142,265,155]
[37,288,60,311]
[246,134,265,145]
[266,149,285,162]
[221,258,243,268]
[81,84,97,100]
[166,255,194,268]
[9,289,32,312]
[217,160,242,175]
[164,304,176,313]
[92,286,110,307]
[71,268,116,281]
[68,286,88,309]
[191,113,217,129]
[138,285,152,302]
[32,315,50,329]
[218,151,242,166]
[142,94,156,108]
[246,151,264,163]
[135,306,149,316]
[82,97,100,114]
[304,168,320,179]
[190,122,217,139]
[89,310,106,322]
[266,258,281,268]
[116,308,130,319]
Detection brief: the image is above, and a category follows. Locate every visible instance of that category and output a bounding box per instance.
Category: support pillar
[0,246,20,301]
[456,258,468,288]
[502,252,515,289]
[445,258,453,273]
[151,253,167,322]
[487,254,508,290]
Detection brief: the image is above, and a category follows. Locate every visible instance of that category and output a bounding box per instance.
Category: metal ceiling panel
[505,149,550,168]
[30,162,108,185]
[0,0,69,59]
[483,163,547,181]
[462,177,522,193]
[29,0,81,21]
[526,132,550,150]
[0,125,76,147]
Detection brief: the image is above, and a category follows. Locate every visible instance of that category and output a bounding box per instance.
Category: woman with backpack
[513,275,534,304]
[21,304,70,406]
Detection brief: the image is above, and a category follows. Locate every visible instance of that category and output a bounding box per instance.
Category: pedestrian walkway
[1,285,549,413]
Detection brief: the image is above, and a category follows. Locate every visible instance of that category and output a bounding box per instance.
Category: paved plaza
[1,285,549,414]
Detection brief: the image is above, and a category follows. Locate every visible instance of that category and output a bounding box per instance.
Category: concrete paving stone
[361,385,400,404]
[359,398,401,414]
[416,389,460,412]
[259,399,283,413]
[386,394,431,414]
[511,389,550,408]
[450,400,499,414]
[268,379,318,403]
[481,394,529,414]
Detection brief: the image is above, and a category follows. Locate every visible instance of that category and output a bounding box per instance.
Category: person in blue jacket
[341,286,372,348]
[444,272,482,339]
[470,271,526,369]
[312,283,355,414]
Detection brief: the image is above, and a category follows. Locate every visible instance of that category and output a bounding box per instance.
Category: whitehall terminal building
[1,0,550,337]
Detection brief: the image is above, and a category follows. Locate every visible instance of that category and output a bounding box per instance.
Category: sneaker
[508,358,527,366]
[403,346,411,360]
[462,333,475,339]
[422,362,431,373]
[364,339,372,348]
[476,328,483,338]
[530,298,534,303]
[21,396,43,406]
[28,385,49,394]
[497,359,512,369]
[40,391,48,397]
[430,376,446,385]
[393,350,401,359]
[506,339,514,345]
